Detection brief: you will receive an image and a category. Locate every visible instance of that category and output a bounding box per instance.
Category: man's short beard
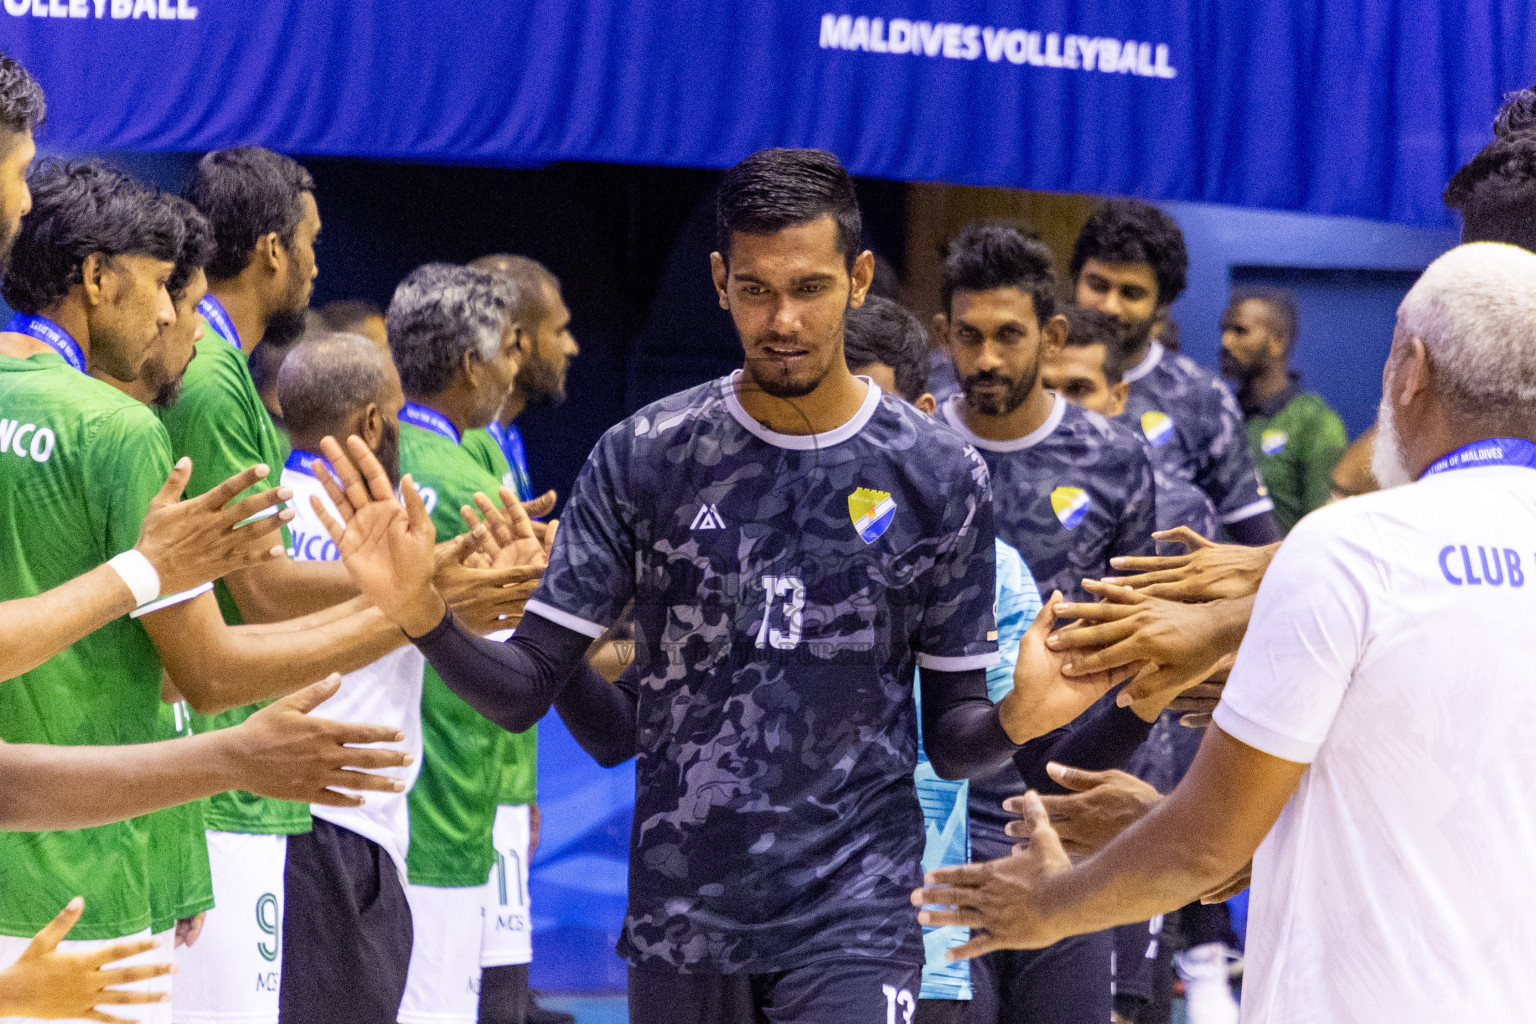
[1122,313,1155,356]
[1370,384,1414,489]
[152,373,183,409]
[960,361,1038,417]
[377,418,402,488]
[263,306,309,348]
[514,349,566,408]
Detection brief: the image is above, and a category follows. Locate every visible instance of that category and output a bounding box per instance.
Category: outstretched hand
[135,459,292,597]
[1012,764,1162,859]
[458,487,552,570]
[1046,580,1246,715]
[996,594,1133,744]
[910,791,1075,958]
[231,675,413,807]
[0,899,171,1023]
[310,435,445,637]
[1108,528,1278,602]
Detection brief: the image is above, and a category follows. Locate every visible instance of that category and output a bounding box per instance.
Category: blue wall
[1161,201,1459,436]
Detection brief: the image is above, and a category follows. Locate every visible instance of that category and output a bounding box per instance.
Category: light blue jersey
[914,539,1041,1000]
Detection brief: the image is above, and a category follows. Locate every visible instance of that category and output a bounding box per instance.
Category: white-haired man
[914,241,1536,1023]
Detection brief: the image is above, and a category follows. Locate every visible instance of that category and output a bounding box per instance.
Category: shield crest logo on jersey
[848,487,896,543]
[1050,486,1090,530]
[1261,429,1288,456]
[1140,410,1175,448]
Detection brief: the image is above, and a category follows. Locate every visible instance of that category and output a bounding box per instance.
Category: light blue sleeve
[913,539,1043,1002]
[986,539,1043,704]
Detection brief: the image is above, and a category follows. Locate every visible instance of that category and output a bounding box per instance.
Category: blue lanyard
[197,295,241,351]
[284,449,335,479]
[487,419,534,501]
[1422,438,1536,477]
[3,313,86,373]
[400,402,461,444]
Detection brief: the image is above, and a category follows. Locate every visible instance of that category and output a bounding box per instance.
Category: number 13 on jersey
[754,575,805,651]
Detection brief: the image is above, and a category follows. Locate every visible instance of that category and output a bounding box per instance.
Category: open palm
[311,435,439,630]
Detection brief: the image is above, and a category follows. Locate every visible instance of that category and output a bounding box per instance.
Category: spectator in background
[317,298,389,349]
[1219,288,1346,534]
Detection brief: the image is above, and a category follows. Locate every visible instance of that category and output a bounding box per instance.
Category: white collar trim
[1121,341,1165,384]
[721,369,881,451]
[940,391,1065,452]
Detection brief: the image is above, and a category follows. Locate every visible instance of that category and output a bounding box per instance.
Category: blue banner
[1,1,1530,225]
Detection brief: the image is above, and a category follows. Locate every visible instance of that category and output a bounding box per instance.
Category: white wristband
[107,549,162,607]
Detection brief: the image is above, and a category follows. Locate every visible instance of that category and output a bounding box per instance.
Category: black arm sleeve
[921,667,1021,781]
[1011,692,1154,793]
[1226,509,1282,545]
[553,663,640,768]
[410,609,593,734]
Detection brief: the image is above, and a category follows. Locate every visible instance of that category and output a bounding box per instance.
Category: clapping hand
[310,435,444,637]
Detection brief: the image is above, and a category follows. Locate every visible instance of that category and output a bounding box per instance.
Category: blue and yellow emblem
[1260,429,1288,456]
[1140,410,1174,448]
[1050,486,1090,530]
[849,487,896,544]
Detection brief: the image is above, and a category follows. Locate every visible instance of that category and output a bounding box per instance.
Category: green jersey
[459,427,538,807]
[1242,376,1348,534]
[157,321,306,835]
[399,412,536,886]
[0,353,170,939]
[146,701,214,934]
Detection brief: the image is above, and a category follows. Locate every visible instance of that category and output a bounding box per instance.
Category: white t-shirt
[283,463,425,871]
[1213,464,1536,1023]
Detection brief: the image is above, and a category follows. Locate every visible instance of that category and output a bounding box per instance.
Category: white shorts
[398,883,484,1024]
[480,804,533,968]
[173,832,287,1024]
[0,927,171,1024]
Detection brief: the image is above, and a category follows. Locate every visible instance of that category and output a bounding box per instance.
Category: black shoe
[527,994,577,1024]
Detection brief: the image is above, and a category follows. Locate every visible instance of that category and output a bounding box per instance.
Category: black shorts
[1111,917,1165,1004]
[963,931,1113,1024]
[628,958,922,1024]
[278,818,413,1024]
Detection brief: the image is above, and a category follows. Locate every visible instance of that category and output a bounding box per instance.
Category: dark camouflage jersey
[938,393,1157,604]
[939,392,1156,859]
[527,372,999,973]
[1154,470,1219,554]
[1120,342,1274,527]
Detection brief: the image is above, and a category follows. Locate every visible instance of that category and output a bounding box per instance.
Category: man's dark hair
[1063,305,1128,385]
[317,299,384,335]
[715,148,862,269]
[1494,86,1536,141]
[1070,199,1188,306]
[387,262,517,396]
[186,147,315,282]
[2,159,183,314]
[0,54,44,143]
[165,196,214,303]
[1444,132,1536,250]
[1227,286,1298,351]
[940,223,1059,324]
[843,295,930,402]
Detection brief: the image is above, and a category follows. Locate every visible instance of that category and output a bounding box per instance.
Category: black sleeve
[1226,510,1282,545]
[553,664,640,768]
[921,667,1021,781]
[409,609,592,734]
[1012,692,1155,793]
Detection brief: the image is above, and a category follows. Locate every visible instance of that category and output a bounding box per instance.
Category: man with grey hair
[384,263,535,1024]
[916,242,1536,1024]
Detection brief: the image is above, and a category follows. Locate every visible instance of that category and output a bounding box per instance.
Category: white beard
[1371,386,1414,489]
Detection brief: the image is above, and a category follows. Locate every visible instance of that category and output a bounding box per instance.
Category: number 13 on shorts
[883,983,915,1024]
